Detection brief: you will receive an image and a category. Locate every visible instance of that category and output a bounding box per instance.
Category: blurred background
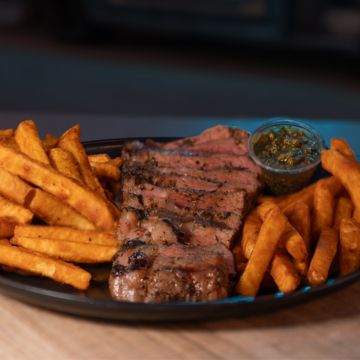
[0,0,360,138]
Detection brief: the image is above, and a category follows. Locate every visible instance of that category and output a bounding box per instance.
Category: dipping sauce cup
[249,119,324,195]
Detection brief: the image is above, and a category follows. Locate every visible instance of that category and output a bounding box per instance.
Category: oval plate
[0,138,359,322]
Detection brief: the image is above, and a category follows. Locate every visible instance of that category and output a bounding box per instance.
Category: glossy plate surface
[0,138,359,322]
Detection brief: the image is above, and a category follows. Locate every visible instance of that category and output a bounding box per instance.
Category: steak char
[110,125,261,303]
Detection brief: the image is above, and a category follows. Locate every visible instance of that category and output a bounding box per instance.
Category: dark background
[0,0,360,138]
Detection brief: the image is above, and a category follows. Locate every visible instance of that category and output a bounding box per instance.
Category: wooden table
[0,281,359,360]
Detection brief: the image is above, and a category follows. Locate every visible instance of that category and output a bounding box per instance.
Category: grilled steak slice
[109,242,235,303]
[122,193,244,230]
[128,151,260,174]
[123,162,258,196]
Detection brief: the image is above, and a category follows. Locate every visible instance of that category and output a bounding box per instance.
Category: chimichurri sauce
[253,126,320,169]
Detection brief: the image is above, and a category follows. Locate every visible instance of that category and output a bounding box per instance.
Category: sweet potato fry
[0,168,33,205]
[0,243,91,289]
[88,153,111,163]
[307,228,338,286]
[0,195,33,224]
[0,221,15,238]
[339,219,360,276]
[239,210,262,260]
[43,133,58,151]
[49,148,83,183]
[270,250,300,293]
[330,138,355,160]
[14,225,117,246]
[236,206,287,296]
[0,145,114,230]
[58,125,106,197]
[322,150,360,223]
[0,129,14,137]
[312,179,336,238]
[334,196,354,229]
[14,120,50,164]
[89,161,121,181]
[28,189,96,230]
[11,237,118,264]
[257,201,308,262]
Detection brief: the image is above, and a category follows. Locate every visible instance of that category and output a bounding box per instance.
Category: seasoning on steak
[110,125,262,303]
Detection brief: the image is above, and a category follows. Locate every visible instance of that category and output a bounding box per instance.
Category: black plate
[0,138,359,322]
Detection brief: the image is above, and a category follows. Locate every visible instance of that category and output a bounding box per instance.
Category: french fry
[14,120,50,164]
[312,179,336,238]
[339,219,360,276]
[330,138,356,160]
[239,210,262,260]
[88,154,111,163]
[49,148,83,183]
[333,196,354,229]
[28,189,96,230]
[307,228,338,286]
[0,221,15,238]
[0,195,33,224]
[0,239,10,246]
[322,150,360,223]
[0,135,18,150]
[0,168,33,205]
[0,145,114,230]
[43,133,58,151]
[236,206,287,296]
[89,161,121,181]
[0,129,14,137]
[11,237,118,264]
[58,125,106,197]
[0,243,91,289]
[283,201,311,275]
[257,201,308,262]
[15,225,117,246]
[270,250,300,293]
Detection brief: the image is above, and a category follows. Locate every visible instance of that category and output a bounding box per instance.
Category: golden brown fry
[330,138,356,160]
[43,133,58,151]
[0,221,15,238]
[0,168,33,205]
[270,250,300,293]
[0,129,14,137]
[0,145,114,230]
[88,153,111,163]
[307,228,338,286]
[90,161,121,181]
[0,135,18,150]
[312,179,336,238]
[0,239,10,246]
[14,120,50,164]
[28,189,96,230]
[257,201,308,262]
[0,195,33,224]
[49,148,83,183]
[239,210,262,260]
[0,243,91,289]
[11,237,118,264]
[58,125,106,197]
[339,219,360,276]
[322,150,360,223]
[334,196,354,229]
[236,206,287,296]
[15,225,117,246]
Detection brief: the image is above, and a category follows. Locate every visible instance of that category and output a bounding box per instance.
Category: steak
[109,242,235,303]
[110,125,261,303]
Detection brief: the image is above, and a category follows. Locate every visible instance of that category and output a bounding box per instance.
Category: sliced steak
[128,151,260,174]
[109,242,235,303]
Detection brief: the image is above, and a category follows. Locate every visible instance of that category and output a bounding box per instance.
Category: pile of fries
[235,137,360,297]
[0,120,122,290]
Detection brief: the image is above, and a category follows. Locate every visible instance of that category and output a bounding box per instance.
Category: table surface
[0,115,360,360]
